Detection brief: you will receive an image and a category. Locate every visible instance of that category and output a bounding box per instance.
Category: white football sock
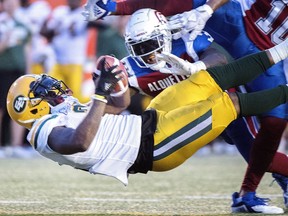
[268,38,288,64]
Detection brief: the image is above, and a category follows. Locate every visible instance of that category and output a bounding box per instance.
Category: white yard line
[0,194,282,204]
[74,194,282,202]
[0,200,44,204]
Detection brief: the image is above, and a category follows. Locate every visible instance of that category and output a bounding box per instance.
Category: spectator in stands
[0,0,32,158]
[40,0,90,103]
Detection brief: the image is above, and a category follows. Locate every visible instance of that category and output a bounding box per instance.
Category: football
[95,55,129,97]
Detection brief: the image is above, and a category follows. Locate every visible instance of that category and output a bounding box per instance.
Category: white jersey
[17,1,55,72]
[17,0,51,34]
[47,6,88,64]
[27,98,142,185]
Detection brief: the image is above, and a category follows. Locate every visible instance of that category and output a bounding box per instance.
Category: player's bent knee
[228,92,240,116]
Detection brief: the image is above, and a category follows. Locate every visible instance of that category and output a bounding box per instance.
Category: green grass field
[0,154,285,215]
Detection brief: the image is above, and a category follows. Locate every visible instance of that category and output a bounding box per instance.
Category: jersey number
[256,0,287,44]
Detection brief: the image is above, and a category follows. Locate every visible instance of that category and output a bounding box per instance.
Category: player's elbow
[73,135,93,152]
[76,144,89,152]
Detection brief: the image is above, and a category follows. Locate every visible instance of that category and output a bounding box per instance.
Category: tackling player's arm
[111,0,228,16]
[206,0,229,12]
[116,0,228,15]
[114,0,192,16]
[83,0,230,26]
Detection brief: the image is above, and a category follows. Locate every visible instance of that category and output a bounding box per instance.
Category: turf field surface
[0,154,285,215]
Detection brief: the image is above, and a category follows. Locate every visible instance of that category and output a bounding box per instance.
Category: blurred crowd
[0,0,142,158]
[0,0,286,159]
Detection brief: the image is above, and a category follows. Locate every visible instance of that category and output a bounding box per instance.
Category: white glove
[168,4,213,40]
[82,0,116,21]
[156,52,206,76]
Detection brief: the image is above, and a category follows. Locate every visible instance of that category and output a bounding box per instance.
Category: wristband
[200,4,213,15]
[90,94,108,103]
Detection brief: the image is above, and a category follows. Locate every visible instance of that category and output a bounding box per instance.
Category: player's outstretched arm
[93,56,130,114]
[48,58,122,155]
[82,0,192,21]
[157,52,207,75]
[168,0,229,40]
[158,38,288,88]
[48,98,107,155]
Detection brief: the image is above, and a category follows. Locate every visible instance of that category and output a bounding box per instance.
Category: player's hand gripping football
[157,52,206,76]
[168,4,213,40]
[93,58,122,98]
[82,0,116,21]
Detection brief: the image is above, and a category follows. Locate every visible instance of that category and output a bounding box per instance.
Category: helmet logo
[13,95,26,113]
[155,11,166,24]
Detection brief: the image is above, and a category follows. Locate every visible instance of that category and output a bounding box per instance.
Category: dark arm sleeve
[207,51,272,91]
[116,0,193,16]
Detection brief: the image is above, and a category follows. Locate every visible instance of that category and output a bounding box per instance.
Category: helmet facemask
[29,74,72,107]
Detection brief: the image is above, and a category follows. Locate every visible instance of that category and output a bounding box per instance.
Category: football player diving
[5,39,288,216]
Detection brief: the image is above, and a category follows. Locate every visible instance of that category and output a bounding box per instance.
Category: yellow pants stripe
[149,71,237,171]
[154,109,212,160]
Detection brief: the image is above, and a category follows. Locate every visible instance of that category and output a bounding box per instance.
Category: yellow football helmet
[6,74,50,129]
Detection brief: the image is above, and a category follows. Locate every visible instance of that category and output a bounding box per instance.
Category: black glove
[95,58,122,98]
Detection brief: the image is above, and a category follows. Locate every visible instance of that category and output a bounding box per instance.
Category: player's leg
[48,64,64,82]
[64,64,89,103]
[242,61,288,206]
[236,85,288,117]
[147,70,222,111]
[151,91,236,171]
[231,83,287,214]
[224,117,258,162]
[205,1,287,212]
[207,38,288,92]
[151,84,288,171]
[207,51,272,91]
[146,69,233,170]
